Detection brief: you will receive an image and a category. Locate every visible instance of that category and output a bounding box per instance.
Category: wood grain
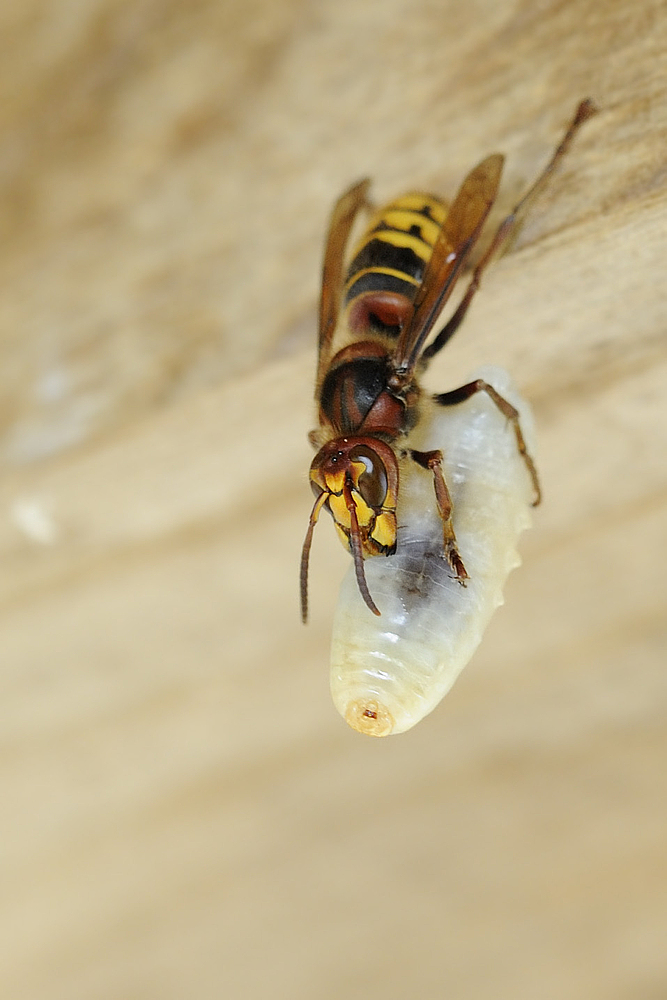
[0,1,666,998]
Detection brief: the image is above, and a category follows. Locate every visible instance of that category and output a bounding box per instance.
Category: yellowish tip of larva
[345,699,395,737]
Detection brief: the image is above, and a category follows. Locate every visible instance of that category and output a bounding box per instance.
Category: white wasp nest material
[330,366,536,737]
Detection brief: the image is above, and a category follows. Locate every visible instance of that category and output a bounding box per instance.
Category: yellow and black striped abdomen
[344,193,448,309]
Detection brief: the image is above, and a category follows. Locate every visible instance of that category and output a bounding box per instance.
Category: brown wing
[316,178,370,391]
[392,154,504,376]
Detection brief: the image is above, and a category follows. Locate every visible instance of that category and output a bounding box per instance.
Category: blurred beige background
[1,1,666,998]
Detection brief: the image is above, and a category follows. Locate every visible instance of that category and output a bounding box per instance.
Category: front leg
[434,380,541,505]
[410,448,468,584]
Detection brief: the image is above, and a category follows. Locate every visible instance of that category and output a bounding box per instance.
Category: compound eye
[349,445,388,509]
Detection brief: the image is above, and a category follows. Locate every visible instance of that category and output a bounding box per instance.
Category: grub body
[330,366,535,736]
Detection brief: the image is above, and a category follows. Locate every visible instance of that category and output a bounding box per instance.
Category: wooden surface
[1,1,666,997]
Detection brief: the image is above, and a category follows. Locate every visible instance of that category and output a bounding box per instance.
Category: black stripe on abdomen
[344,269,419,305]
[345,238,426,287]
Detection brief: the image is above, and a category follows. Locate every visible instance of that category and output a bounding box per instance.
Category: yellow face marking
[328,498,396,555]
[348,455,372,493]
[328,490,374,531]
[370,511,397,550]
[319,466,346,495]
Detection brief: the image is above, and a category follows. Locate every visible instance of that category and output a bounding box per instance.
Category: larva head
[300,437,399,622]
[345,699,395,737]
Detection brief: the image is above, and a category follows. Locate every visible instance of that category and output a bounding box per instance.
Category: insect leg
[409,448,468,583]
[434,380,541,505]
[421,98,598,366]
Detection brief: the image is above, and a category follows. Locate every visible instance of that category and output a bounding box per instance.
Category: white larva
[329,365,536,737]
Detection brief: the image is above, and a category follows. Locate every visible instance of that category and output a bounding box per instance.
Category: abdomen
[344,193,448,335]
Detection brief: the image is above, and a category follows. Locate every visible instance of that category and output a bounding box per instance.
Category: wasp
[301,100,597,623]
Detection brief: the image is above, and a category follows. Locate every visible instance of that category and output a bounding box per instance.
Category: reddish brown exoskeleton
[301,100,597,622]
